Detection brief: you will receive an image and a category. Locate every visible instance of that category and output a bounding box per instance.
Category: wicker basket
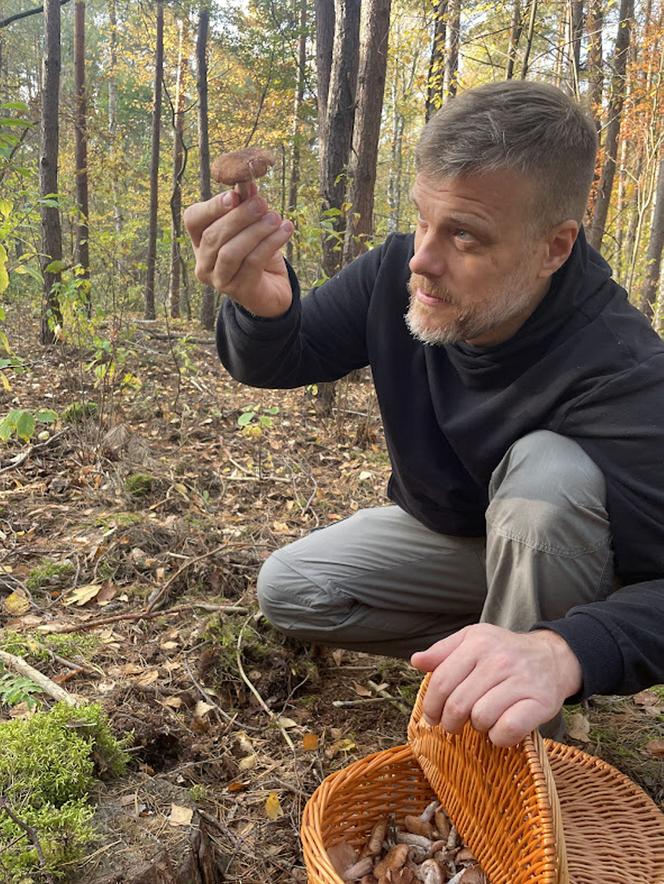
[302,673,664,883]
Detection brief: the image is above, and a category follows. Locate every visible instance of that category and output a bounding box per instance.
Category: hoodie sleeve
[215,238,394,388]
[534,351,664,699]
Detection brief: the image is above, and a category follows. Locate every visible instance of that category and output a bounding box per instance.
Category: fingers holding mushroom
[211,147,275,202]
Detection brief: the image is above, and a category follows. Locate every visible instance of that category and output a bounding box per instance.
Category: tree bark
[639,153,664,323]
[169,17,187,319]
[426,0,447,119]
[144,0,164,321]
[286,0,307,265]
[443,0,460,99]
[319,0,361,280]
[315,0,335,136]
[196,6,216,331]
[588,0,634,251]
[343,0,391,264]
[585,0,603,135]
[568,0,583,97]
[519,0,538,79]
[74,0,90,308]
[505,0,523,80]
[108,0,123,268]
[39,0,63,344]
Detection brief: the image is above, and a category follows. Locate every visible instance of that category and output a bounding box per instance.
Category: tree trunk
[505,0,523,80]
[343,0,391,264]
[74,0,90,309]
[169,17,187,319]
[553,0,567,88]
[568,0,583,97]
[443,0,459,99]
[319,0,360,280]
[585,0,603,135]
[588,0,633,251]
[426,0,447,119]
[639,154,664,323]
[315,0,335,136]
[145,0,164,321]
[519,0,538,79]
[286,0,307,265]
[108,0,123,271]
[387,73,404,233]
[39,0,63,345]
[196,6,216,331]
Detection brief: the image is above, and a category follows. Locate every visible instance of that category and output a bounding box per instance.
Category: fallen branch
[0,795,55,884]
[236,617,295,752]
[37,602,248,634]
[0,649,80,706]
[332,697,397,708]
[367,679,410,715]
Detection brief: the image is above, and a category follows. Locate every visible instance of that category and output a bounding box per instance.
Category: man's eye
[455,229,471,240]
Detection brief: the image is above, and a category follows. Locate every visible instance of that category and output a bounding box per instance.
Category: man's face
[406,170,550,347]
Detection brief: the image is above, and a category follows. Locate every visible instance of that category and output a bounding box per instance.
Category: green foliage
[0,630,99,666]
[0,407,57,443]
[0,703,129,882]
[124,472,155,498]
[62,401,98,425]
[237,404,279,437]
[25,560,75,593]
[0,673,42,710]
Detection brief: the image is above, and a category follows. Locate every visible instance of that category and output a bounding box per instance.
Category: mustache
[408,273,456,305]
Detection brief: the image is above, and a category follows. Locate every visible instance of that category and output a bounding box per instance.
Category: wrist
[535,628,583,699]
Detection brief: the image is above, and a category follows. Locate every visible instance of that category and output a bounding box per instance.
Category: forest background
[0,0,663,882]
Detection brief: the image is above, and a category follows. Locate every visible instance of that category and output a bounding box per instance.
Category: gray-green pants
[257,431,614,659]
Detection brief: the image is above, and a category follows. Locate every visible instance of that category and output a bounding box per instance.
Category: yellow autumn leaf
[63,583,102,606]
[265,792,284,821]
[302,733,319,751]
[3,590,30,615]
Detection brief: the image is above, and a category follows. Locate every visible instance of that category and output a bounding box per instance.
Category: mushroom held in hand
[211,147,275,201]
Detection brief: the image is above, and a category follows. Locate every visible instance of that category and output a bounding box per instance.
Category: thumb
[410,627,468,673]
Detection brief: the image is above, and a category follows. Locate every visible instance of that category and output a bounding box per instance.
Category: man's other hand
[183,188,294,318]
[411,623,583,747]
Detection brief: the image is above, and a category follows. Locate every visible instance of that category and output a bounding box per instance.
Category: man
[184,81,664,747]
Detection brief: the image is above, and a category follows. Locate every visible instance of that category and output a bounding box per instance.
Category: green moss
[95,511,143,530]
[0,703,129,881]
[25,560,75,593]
[124,473,155,499]
[62,401,98,424]
[0,632,99,668]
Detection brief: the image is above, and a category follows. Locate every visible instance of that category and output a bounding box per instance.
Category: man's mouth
[416,288,453,307]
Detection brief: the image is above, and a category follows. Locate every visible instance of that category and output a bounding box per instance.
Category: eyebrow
[409,190,493,234]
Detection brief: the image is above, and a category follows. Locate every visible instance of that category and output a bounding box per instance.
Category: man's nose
[409,235,446,278]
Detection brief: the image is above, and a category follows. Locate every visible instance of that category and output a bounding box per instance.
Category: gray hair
[415,80,598,239]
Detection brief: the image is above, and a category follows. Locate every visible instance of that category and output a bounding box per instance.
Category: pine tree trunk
[74,0,90,309]
[443,0,459,99]
[585,0,603,135]
[519,0,538,79]
[426,0,447,119]
[588,0,633,251]
[505,0,523,80]
[639,154,664,323]
[39,0,63,345]
[286,0,307,265]
[568,0,583,96]
[315,0,335,136]
[387,74,404,233]
[343,0,391,264]
[553,0,567,88]
[319,0,360,281]
[196,7,216,331]
[108,0,123,271]
[169,17,187,319]
[145,0,164,321]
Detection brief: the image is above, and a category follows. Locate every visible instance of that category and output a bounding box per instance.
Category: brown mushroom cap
[211,147,275,185]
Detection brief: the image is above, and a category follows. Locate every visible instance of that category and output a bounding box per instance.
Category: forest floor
[0,315,662,883]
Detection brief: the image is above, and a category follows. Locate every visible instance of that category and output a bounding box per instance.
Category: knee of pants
[487,430,609,555]
[256,550,350,639]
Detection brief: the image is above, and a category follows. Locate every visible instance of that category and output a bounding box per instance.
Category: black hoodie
[217,227,664,700]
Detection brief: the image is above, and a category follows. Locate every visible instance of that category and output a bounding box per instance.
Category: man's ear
[537,221,579,278]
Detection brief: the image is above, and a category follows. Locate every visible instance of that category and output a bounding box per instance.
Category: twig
[36,602,248,634]
[332,697,397,708]
[0,795,55,884]
[236,617,295,752]
[367,679,410,715]
[145,544,229,612]
[0,649,80,706]
[0,429,69,475]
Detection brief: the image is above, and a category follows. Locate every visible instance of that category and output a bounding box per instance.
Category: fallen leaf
[163,696,183,709]
[3,590,30,615]
[227,780,249,793]
[238,753,257,771]
[358,470,373,482]
[325,738,356,759]
[566,712,591,742]
[63,583,102,606]
[352,682,373,698]
[136,669,159,687]
[272,521,290,533]
[194,700,215,718]
[95,582,117,606]
[160,640,179,650]
[331,649,345,667]
[119,663,143,676]
[302,733,319,751]
[265,792,284,821]
[169,804,193,827]
[276,716,298,729]
[644,739,664,758]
